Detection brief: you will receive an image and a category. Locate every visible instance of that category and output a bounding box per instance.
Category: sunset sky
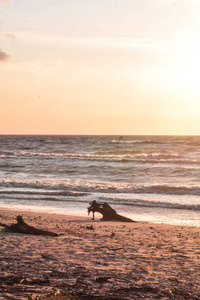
[1,0,200,135]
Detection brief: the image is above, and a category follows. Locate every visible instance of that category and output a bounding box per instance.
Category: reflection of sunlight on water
[1,135,200,228]
[1,201,200,226]
[126,207,200,227]
[0,203,87,217]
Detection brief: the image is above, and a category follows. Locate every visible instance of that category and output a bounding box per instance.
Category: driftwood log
[88,201,135,222]
[0,215,58,236]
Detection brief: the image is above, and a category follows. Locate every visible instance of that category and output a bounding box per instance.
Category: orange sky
[1,0,200,135]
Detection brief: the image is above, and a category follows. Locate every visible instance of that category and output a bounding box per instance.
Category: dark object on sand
[88,200,135,222]
[0,215,58,236]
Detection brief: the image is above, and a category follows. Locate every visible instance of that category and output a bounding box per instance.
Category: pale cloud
[0,59,65,77]
[4,33,17,43]
[0,48,10,61]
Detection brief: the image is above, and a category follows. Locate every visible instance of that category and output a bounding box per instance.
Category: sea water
[0,135,200,226]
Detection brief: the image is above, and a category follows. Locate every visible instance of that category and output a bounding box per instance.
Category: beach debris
[110,232,115,238]
[86,225,94,230]
[94,276,112,283]
[0,215,58,236]
[98,246,126,252]
[88,200,135,222]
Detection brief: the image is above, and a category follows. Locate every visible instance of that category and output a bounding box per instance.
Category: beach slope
[0,210,199,299]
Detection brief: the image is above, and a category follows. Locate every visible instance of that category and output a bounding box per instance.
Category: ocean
[0,135,200,226]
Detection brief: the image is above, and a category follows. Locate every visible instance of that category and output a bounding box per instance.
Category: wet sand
[0,209,199,299]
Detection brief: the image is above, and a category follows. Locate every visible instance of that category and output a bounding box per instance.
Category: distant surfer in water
[117,136,123,152]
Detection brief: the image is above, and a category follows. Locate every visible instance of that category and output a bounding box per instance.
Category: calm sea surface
[0,135,200,226]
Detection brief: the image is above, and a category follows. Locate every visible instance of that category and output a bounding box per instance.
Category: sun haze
[1,0,200,135]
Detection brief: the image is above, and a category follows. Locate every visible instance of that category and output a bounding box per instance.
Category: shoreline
[0,205,200,227]
[0,209,200,299]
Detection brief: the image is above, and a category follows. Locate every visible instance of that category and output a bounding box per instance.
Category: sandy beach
[0,209,199,300]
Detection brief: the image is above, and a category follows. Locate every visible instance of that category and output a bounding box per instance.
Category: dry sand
[0,209,199,300]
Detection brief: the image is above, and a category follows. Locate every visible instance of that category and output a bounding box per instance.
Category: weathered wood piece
[0,215,58,236]
[88,200,135,222]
